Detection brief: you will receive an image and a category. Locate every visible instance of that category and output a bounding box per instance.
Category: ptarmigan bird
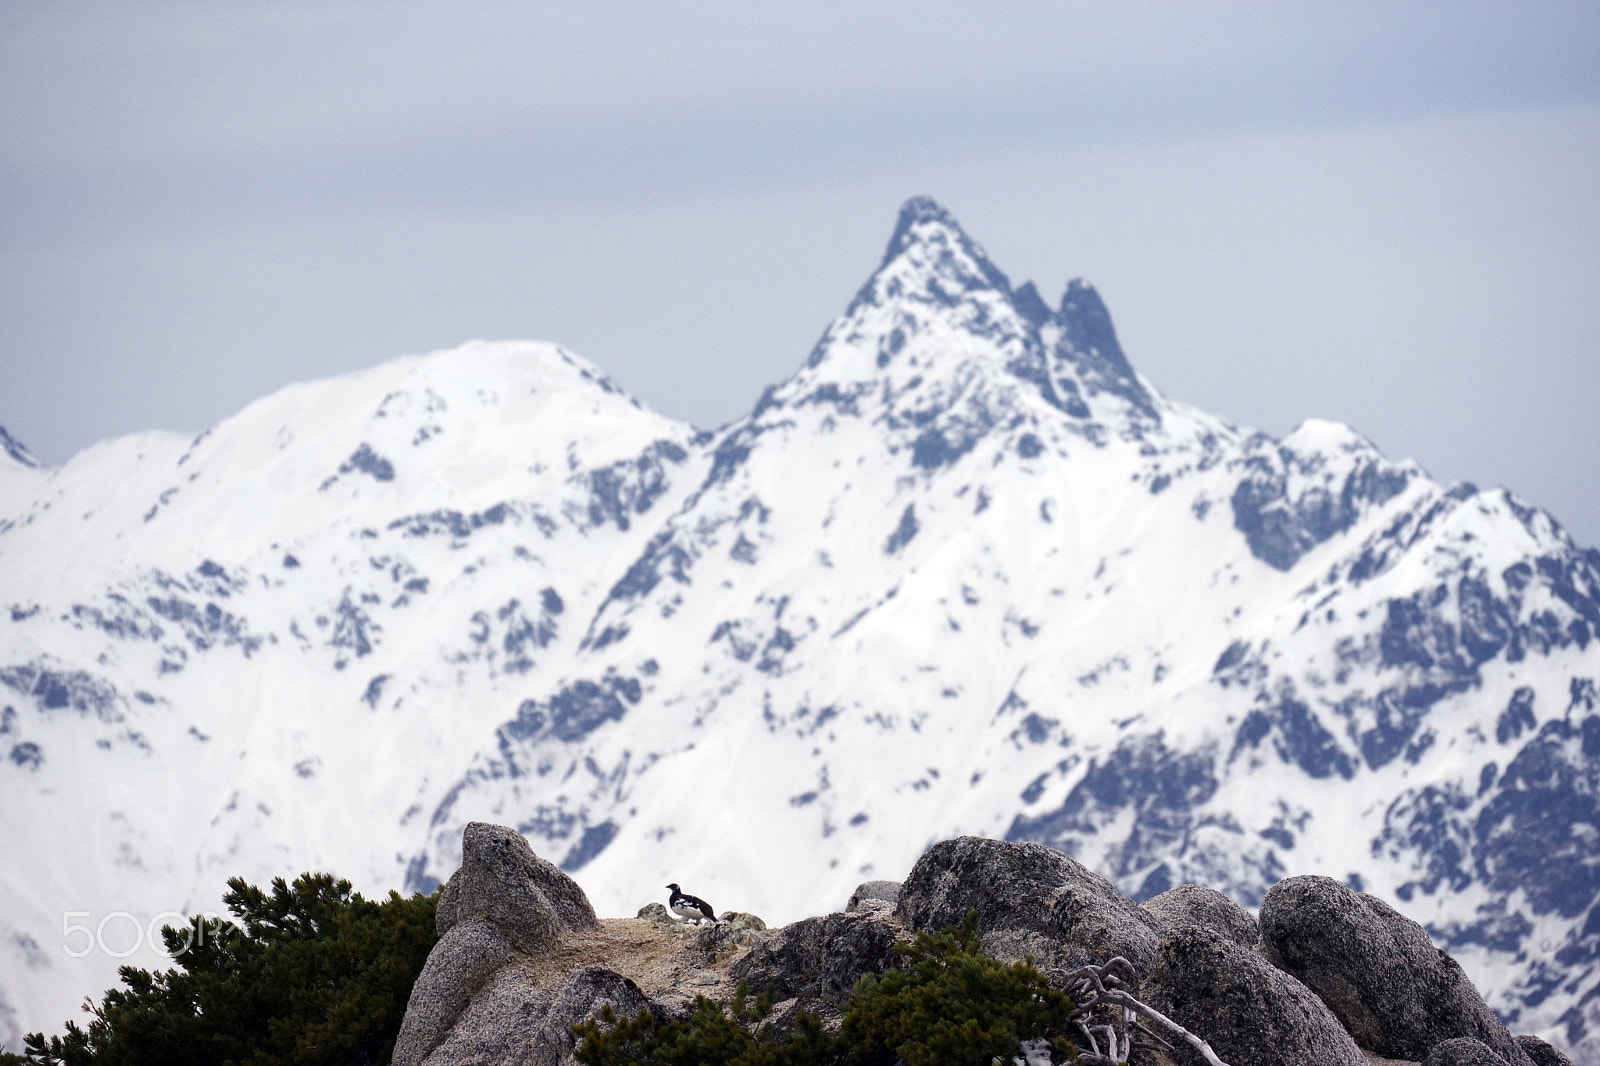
[666,883,716,925]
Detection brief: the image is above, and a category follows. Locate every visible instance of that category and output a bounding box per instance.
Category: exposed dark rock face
[730,907,904,1007]
[0,424,39,467]
[1006,732,1223,890]
[1051,278,1158,421]
[1142,925,1369,1066]
[1140,883,1259,949]
[1229,439,1410,572]
[1422,1038,1513,1066]
[1259,875,1533,1066]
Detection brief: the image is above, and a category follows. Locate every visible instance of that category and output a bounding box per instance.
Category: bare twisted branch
[1044,957,1232,1066]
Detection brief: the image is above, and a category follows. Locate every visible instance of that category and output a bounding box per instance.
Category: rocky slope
[393,824,1579,1066]
[1,198,1596,1056]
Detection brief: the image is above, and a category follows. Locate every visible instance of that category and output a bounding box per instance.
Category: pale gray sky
[2,2,1598,544]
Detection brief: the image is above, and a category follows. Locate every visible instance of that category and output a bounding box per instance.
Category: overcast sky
[2,2,1598,545]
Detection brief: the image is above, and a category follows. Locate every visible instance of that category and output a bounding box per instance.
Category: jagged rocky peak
[781,196,1159,439]
[1049,276,1157,421]
[797,195,1035,383]
[873,194,1016,298]
[0,425,41,470]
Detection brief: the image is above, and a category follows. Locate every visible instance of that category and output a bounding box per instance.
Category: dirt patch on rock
[520,917,751,1017]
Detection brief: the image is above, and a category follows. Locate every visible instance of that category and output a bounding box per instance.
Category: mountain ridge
[2,198,1596,1059]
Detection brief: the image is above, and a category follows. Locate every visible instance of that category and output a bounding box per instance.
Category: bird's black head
[666,883,679,892]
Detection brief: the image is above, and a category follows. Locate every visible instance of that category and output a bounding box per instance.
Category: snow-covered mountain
[2,198,1597,1059]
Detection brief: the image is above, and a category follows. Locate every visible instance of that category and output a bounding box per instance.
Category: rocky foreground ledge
[392,823,1575,1066]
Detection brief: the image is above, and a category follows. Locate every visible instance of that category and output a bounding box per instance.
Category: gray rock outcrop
[435,822,600,950]
[393,920,522,1066]
[730,906,904,1007]
[896,835,1163,973]
[896,836,1083,935]
[1421,1038,1512,1066]
[846,879,901,911]
[529,967,655,1066]
[1515,1035,1577,1066]
[1142,925,1370,1066]
[695,911,769,964]
[388,827,1581,1066]
[636,901,674,925]
[1141,883,1259,949]
[1259,876,1533,1066]
[392,823,607,1066]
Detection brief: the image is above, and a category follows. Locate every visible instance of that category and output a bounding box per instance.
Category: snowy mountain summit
[2,197,1598,1058]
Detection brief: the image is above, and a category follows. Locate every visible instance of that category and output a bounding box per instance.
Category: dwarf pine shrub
[3,873,437,1066]
[844,913,1076,1066]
